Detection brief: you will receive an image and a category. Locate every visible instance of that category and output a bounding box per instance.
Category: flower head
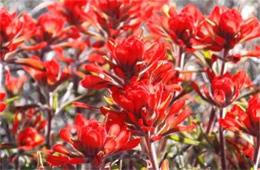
[47,114,140,167]
[81,36,168,89]
[219,94,260,137]
[5,70,26,95]
[192,70,247,107]
[12,109,46,150]
[21,55,71,91]
[197,6,260,51]
[102,79,195,140]
[148,4,203,52]
[168,4,203,51]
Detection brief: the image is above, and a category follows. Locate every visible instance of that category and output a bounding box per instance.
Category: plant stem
[46,110,53,148]
[220,49,229,75]
[177,46,184,69]
[45,90,53,149]
[145,133,159,170]
[206,107,215,134]
[254,135,260,170]
[219,108,226,169]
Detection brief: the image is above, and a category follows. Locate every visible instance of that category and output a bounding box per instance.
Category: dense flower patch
[0,0,259,169]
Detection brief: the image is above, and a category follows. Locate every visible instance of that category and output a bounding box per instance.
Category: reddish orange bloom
[0,8,35,58]
[47,114,140,167]
[192,70,247,107]
[168,4,203,51]
[37,13,65,41]
[48,0,89,25]
[17,127,45,150]
[219,94,260,137]
[87,0,168,38]
[226,137,254,169]
[148,4,203,52]
[22,55,71,91]
[81,36,168,89]
[102,79,195,140]
[12,109,47,150]
[0,92,6,112]
[197,6,260,51]
[5,70,26,95]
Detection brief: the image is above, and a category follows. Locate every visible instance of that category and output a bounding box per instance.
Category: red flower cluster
[20,56,71,91]
[81,36,168,88]
[47,114,140,167]
[197,6,260,51]
[219,94,260,137]
[0,8,35,58]
[148,5,260,52]
[0,2,259,169]
[192,70,248,107]
[5,70,26,96]
[102,80,195,140]
[12,109,46,150]
[168,5,203,51]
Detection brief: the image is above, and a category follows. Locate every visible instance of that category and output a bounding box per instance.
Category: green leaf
[202,50,211,59]
[3,96,19,104]
[197,155,206,167]
[168,135,200,145]
[53,93,59,111]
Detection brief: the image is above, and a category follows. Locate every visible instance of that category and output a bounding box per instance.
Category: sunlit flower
[197,6,260,51]
[47,114,140,167]
[192,70,247,107]
[218,94,260,137]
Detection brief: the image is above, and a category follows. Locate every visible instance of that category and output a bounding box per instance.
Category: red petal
[53,144,71,155]
[166,110,191,127]
[168,99,185,115]
[81,75,110,89]
[0,93,6,101]
[75,114,88,127]
[68,157,85,164]
[47,155,69,166]
[59,128,72,143]
[104,138,116,153]
[73,102,92,109]
[119,138,140,151]
[0,103,6,112]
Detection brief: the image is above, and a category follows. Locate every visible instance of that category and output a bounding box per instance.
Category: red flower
[37,13,65,41]
[110,36,144,77]
[168,4,203,51]
[192,70,247,107]
[17,127,45,150]
[12,109,47,150]
[21,55,71,91]
[90,0,141,37]
[0,8,35,58]
[219,94,260,137]
[102,79,195,140]
[5,70,26,95]
[81,36,168,89]
[48,0,88,25]
[226,137,254,169]
[148,4,203,52]
[197,6,260,51]
[47,114,140,167]
[0,92,6,112]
